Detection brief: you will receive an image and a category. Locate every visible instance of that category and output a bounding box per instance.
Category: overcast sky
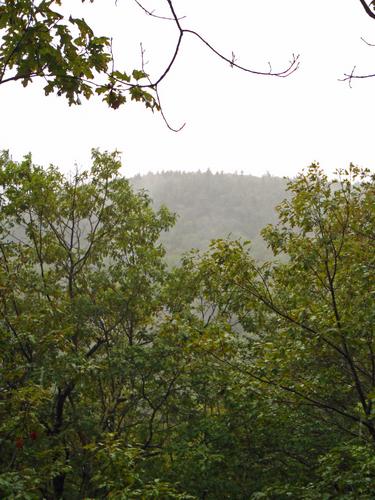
[1,0,375,177]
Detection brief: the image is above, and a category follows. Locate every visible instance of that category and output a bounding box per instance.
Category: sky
[1,0,375,178]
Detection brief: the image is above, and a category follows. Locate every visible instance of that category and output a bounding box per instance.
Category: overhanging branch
[358,0,375,19]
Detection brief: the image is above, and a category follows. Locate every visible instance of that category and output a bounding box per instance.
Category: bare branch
[361,36,375,46]
[358,0,375,20]
[134,0,186,21]
[140,43,185,132]
[159,0,299,81]
[342,34,375,84]
[184,29,300,78]
[339,65,375,87]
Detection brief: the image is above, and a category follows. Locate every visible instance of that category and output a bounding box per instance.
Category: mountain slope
[131,171,288,262]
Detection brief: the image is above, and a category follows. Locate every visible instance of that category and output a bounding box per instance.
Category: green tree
[0,149,190,498]
[0,148,273,499]
[2,153,374,498]
[183,164,375,496]
[258,164,375,446]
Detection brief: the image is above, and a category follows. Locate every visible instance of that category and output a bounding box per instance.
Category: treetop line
[0,152,374,497]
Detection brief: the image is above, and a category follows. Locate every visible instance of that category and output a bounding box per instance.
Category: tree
[181,164,375,496]
[0,148,309,499]
[1,149,374,498]
[0,149,189,498]
[259,164,375,445]
[0,0,299,116]
[0,148,287,499]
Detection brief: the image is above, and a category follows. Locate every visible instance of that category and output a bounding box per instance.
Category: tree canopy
[1,152,374,498]
[1,2,375,498]
[131,170,287,263]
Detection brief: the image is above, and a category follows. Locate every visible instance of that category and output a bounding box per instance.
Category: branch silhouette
[340,1,375,85]
[358,0,375,19]
[0,0,300,126]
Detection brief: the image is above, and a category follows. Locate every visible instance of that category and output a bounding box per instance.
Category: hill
[130,170,288,262]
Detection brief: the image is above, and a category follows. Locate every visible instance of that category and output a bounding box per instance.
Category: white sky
[1,0,375,177]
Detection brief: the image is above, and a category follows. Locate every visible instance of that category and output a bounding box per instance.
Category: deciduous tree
[0,0,299,117]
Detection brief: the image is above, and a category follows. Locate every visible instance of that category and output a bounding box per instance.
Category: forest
[1,0,375,498]
[131,171,287,263]
[0,151,374,498]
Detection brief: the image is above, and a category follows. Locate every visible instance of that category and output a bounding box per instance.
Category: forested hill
[131,170,288,261]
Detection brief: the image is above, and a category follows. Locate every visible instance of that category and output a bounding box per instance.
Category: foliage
[0,0,158,109]
[0,0,300,113]
[0,155,374,498]
[0,150,179,497]
[185,164,375,496]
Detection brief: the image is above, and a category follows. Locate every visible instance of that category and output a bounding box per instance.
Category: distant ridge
[130,171,288,263]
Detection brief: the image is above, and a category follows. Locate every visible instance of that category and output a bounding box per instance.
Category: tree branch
[140,43,185,132]
[134,0,186,21]
[358,0,375,19]
[160,0,299,81]
[339,66,375,87]
[0,0,300,120]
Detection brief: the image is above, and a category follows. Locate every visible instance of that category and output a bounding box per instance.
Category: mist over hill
[130,170,288,262]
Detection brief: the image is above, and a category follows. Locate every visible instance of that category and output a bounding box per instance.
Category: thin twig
[140,42,185,132]
[339,65,375,88]
[134,0,186,21]
[361,36,375,46]
[0,0,300,124]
